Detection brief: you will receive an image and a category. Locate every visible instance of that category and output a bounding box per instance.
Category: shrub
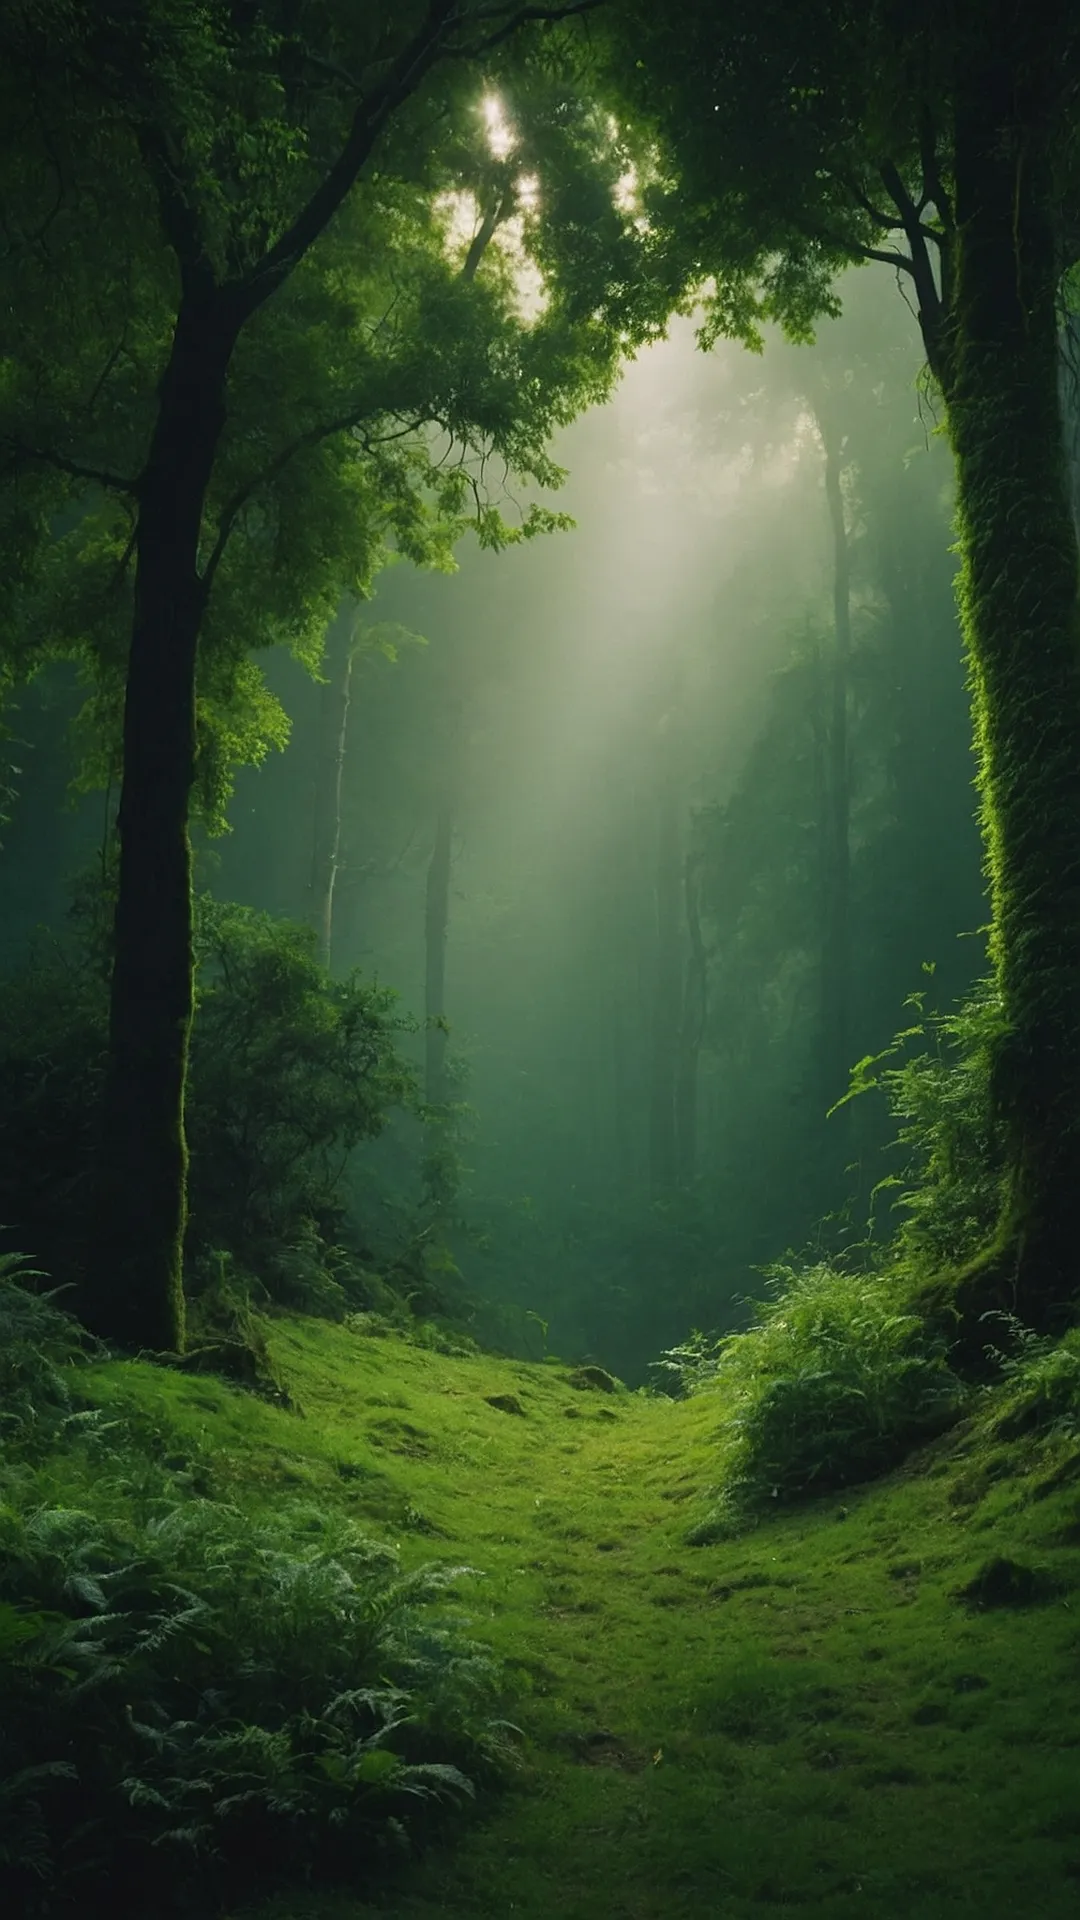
[668,1262,964,1525]
[0,898,419,1313]
[0,1472,508,1917]
[845,978,1006,1274]
[186,900,416,1273]
[0,1251,95,1446]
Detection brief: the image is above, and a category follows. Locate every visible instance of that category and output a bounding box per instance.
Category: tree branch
[3,440,136,494]
[240,1,460,310]
[200,408,430,590]
[878,158,947,376]
[135,119,217,296]
[461,184,515,279]
[444,0,606,58]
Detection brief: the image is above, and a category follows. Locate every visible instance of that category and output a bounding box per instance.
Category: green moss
[31,1315,1078,1917]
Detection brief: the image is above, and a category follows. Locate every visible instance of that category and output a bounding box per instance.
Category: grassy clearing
[78,1317,1080,1918]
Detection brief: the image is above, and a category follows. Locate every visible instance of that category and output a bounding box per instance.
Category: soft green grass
[82,1317,1080,1919]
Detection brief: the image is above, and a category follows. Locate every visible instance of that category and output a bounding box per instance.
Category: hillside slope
[86,1317,1080,1919]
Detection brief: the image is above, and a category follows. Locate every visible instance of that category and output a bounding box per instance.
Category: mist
[181,267,981,1377]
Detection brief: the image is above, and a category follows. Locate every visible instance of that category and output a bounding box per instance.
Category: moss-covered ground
[86,1317,1080,1918]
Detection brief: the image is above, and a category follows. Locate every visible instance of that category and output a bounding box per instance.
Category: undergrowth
[660,1262,965,1538]
[0,1263,512,1917]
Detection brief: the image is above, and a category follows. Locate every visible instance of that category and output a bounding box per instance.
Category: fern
[0,1472,508,1913]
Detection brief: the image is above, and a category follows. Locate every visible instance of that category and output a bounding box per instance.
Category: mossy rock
[566,1365,620,1394]
[166,1337,290,1404]
[955,1554,1058,1609]
[485,1392,526,1416]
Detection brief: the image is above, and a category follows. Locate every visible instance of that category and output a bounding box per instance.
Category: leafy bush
[845,978,1006,1274]
[669,1263,964,1527]
[187,900,416,1275]
[0,898,419,1313]
[0,1251,94,1445]
[0,1472,508,1916]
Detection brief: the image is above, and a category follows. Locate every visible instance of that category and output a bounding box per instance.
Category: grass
[6,1311,1071,1917]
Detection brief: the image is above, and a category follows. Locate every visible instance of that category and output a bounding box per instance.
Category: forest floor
[90,1317,1080,1920]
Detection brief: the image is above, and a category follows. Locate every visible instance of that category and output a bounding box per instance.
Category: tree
[605,0,1080,1331]
[309,603,360,971]
[0,1,673,1349]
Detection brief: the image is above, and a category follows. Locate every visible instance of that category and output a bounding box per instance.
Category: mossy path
[94,1319,1080,1918]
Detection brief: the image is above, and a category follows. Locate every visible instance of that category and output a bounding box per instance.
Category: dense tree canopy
[0,0,679,1348]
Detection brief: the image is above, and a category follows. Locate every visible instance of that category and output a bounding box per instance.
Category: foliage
[0,1252,95,1446]
[843,977,1006,1272]
[670,1261,964,1523]
[0,895,425,1313]
[0,4,676,818]
[187,899,417,1278]
[0,1463,501,1916]
[987,1324,1080,1441]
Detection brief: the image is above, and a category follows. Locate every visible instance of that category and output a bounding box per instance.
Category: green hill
[65,1314,1080,1919]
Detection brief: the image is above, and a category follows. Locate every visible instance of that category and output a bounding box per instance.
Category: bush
[847,978,1006,1274]
[667,1262,964,1525]
[187,900,416,1273]
[0,898,419,1312]
[0,1469,508,1916]
[0,1250,95,1446]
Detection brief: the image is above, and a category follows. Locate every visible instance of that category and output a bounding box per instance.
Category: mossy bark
[88,295,239,1353]
[942,23,1080,1328]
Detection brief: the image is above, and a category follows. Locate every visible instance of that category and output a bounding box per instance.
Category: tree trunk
[425,798,454,1107]
[310,602,358,970]
[674,849,707,1184]
[89,295,239,1352]
[649,726,682,1193]
[943,16,1080,1326]
[819,411,852,1136]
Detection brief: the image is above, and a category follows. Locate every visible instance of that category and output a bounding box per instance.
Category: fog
[0,265,981,1379]
[185,267,980,1375]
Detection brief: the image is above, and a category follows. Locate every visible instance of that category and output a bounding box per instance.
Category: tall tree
[1,1,671,1349]
[648,711,683,1193]
[817,401,853,1135]
[606,0,1080,1330]
[309,603,360,970]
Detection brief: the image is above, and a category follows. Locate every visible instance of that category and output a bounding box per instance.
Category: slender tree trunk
[310,602,358,970]
[649,728,682,1193]
[819,412,852,1137]
[674,849,707,1184]
[425,798,454,1107]
[943,15,1080,1325]
[89,295,239,1351]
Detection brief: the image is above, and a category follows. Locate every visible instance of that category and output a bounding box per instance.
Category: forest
[2,2,1080,1915]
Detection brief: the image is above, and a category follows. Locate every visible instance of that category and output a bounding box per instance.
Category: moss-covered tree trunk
[90,294,240,1352]
[944,25,1080,1326]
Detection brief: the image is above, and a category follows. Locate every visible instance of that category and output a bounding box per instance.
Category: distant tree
[606,0,1080,1330]
[0,1,674,1349]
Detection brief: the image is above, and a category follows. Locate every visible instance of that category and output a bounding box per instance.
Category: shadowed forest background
[1,274,987,1378]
